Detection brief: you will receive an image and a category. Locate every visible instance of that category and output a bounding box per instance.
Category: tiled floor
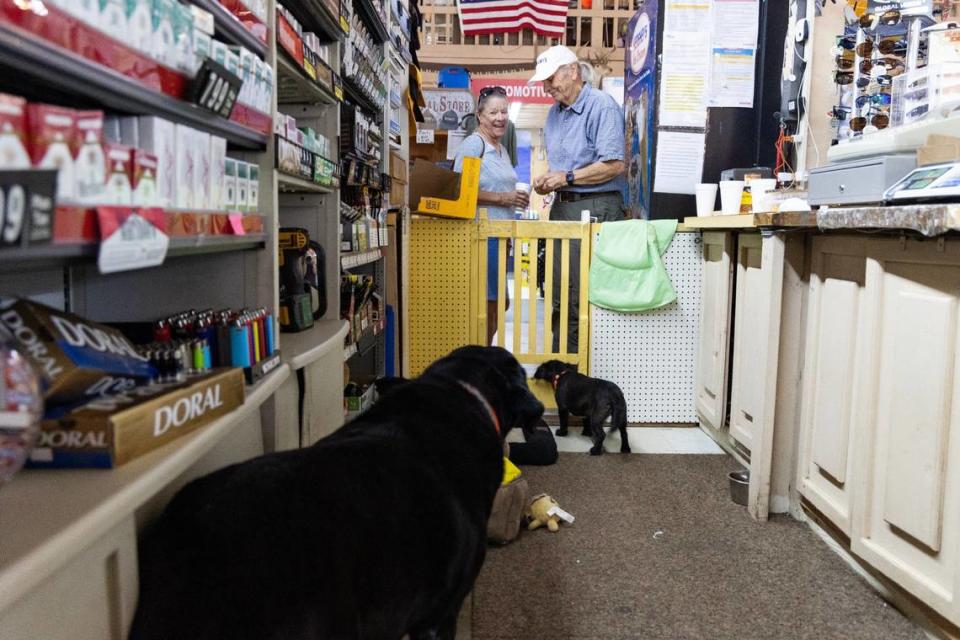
[507,426,724,454]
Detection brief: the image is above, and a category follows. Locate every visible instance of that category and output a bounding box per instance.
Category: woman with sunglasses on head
[453,85,529,345]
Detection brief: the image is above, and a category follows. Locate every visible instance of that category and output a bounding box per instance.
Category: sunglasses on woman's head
[478,86,507,98]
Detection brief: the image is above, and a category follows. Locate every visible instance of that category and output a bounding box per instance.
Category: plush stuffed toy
[526,493,574,532]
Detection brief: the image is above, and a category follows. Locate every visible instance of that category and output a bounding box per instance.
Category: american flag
[457,0,568,39]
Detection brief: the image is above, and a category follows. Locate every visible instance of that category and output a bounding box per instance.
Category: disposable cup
[515,182,530,194]
[719,180,745,216]
[750,179,777,213]
[695,183,718,217]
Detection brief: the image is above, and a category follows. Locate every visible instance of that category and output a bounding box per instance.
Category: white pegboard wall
[590,232,703,424]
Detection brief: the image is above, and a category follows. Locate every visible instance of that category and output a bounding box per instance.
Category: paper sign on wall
[416,128,435,144]
[654,131,706,195]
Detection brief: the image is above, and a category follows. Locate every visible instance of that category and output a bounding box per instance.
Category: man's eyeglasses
[478,86,507,98]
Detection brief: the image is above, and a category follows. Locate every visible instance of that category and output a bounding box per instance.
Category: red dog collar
[552,370,570,390]
[458,381,501,436]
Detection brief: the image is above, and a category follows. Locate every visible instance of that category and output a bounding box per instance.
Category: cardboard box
[27,368,245,468]
[132,149,159,205]
[0,93,30,169]
[74,110,106,203]
[0,298,156,406]
[408,157,479,219]
[918,134,960,166]
[103,143,134,205]
[27,104,76,201]
[388,150,407,183]
[138,116,176,207]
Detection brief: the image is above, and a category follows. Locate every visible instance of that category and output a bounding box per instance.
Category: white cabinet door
[729,234,767,452]
[852,238,960,625]
[695,232,734,432]
[798,237,869,535]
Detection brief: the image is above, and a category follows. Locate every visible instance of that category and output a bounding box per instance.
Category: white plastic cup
[750,178,777,213]
[515,181,530,194]
[514,182,530,219]
[719,180,745,215]
[695,183,718,217]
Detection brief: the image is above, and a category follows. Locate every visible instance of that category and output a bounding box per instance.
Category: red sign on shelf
[469,79,554,105]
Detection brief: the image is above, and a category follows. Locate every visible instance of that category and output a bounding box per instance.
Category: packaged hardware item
[104,143,134,205]
[138,116,176,207]
[27,368,244,468]
[27,104,76,201]
[132,149,158,205]
[209,136,226,210]
[0,298,157,406]
[0,94,30,170]
[74,110,106,203]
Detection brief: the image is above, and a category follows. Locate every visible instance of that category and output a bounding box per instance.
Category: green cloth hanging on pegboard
[588,219,678,312]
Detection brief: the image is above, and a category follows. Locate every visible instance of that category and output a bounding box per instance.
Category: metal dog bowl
[728,470,749,506]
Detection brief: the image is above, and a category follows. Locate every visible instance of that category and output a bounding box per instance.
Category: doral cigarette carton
[236,161,249,212]
[224,157,237,208]
[0,298,156,406]
[27,368,244,468]
[0,94,30,170]
[132,149,159,205]
[74,110,105,203]
[127,0,154,54]
[175,123,195,208]
[27,104,76,201]
[195,129,211,209]
[138,116,175,207]
[151,0,176,66]
[209,136,226,210]
[103,143,134,205]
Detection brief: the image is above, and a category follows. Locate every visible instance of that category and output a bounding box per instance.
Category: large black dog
[130,346,544,640]
[533,360,630,456]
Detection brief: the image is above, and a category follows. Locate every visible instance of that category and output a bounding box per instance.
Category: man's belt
[556,190,621,203]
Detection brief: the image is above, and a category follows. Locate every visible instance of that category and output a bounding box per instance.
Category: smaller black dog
[533,360,631,455]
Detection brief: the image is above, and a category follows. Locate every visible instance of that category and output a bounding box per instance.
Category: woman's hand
[502,190,530,209]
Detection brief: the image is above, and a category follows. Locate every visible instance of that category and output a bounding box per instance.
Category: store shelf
[343,77,384,116]
[0,234,265,272]
[277,172,336,194]
[344,318,384,361]
[192,0,268,58]
[283,0,344,41]
[341,248,382,268]
[0,364,291,613]
[277,54,338,106]
[0,24,267,149]
[281,319,350,370]
[354,0,389,43]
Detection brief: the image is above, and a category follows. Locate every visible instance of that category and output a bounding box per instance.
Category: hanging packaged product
[0,298,157,406]
[0,94,30,170]
[27,367,244,468]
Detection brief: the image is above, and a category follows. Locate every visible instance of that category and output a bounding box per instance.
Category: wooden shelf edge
[0,364,291,612]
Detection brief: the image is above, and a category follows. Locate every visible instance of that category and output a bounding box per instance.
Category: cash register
[884,160,960,202]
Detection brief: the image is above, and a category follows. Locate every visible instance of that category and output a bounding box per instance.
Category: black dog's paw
[556,427,568,437]
[589,444,604,455]
[620,442,632,453]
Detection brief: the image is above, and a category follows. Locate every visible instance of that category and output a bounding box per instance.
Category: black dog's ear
[374,376,409,396]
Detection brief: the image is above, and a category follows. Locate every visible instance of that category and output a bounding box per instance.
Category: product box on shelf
[175,124,196,208]
[138,116,176,207]
[195,129,211,209]
[104,143,134,204]
[236,161,249,211]
[74,110,106,203]
[152,0,177,66]
[0,94,30,170]
[100,0,128,39]
[27,104,76,201]
[27,367,245,468]
[127,0,154,54]
[132,149,159,205]
[210,136,226,210]
[224,157,237,207]
[248,165,259,210]
[0,298,157,406]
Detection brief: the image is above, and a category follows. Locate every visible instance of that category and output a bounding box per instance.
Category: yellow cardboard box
[408,157,479,219]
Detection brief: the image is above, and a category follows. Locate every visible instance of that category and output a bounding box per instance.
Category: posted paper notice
[654,131,706,195]
[712,0,759,48]
[659,32,710,128]
[709,47,757,107]
[665,0,711,32]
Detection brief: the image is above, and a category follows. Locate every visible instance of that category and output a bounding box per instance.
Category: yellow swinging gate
[405,214,593,406]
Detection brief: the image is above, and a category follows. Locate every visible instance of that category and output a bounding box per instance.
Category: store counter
[684,205,960,629]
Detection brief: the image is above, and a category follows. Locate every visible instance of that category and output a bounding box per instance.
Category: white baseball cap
[528,45,578,83]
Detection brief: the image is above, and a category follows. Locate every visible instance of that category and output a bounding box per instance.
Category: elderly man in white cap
[530,45,626,355]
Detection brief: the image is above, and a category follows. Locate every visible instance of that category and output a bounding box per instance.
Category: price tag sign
[416,128,435,144]
[97,208,169,274]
